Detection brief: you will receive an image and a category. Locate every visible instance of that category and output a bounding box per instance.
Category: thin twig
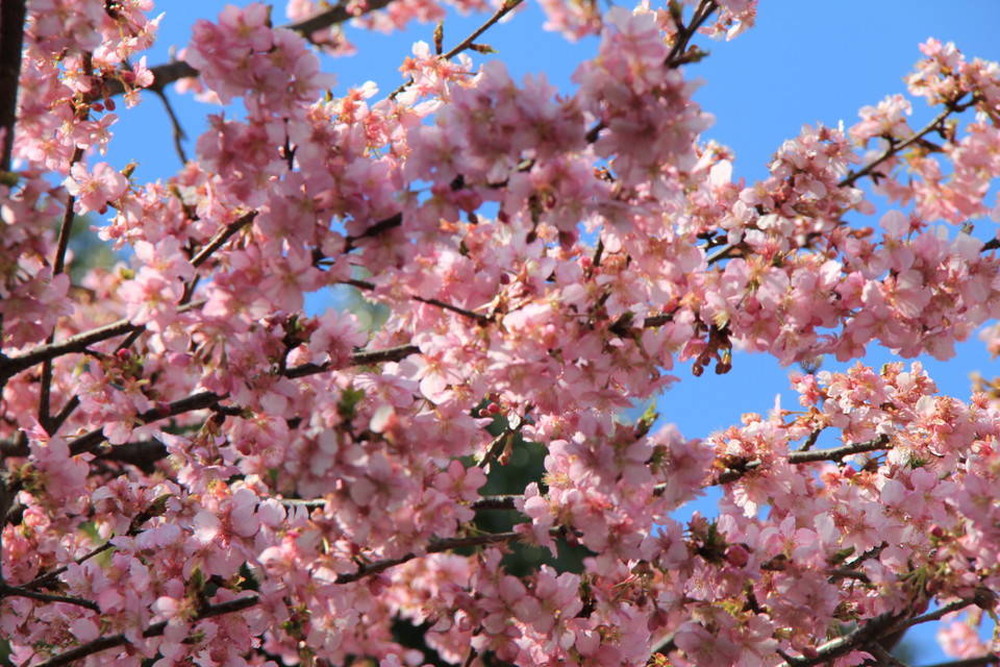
[388,0,525,100]
[285,343,421,378]
[23,543,114,591]
[68,390,225,457]
[704,95,974,269]
[839,97,970,189]
[586,0,719,144]
[190,212,257,269]
[441,0,524,60]
[413,296,492,325]
[0,344,425,457]
[152,88,188,164]
[478,429,514,469]
[40,144,88,432]
[664,0,718,67]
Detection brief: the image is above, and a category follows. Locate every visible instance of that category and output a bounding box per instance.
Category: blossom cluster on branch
[1,0,1000,665]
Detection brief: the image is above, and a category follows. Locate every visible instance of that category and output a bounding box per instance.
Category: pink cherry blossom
[3,1,1000,665]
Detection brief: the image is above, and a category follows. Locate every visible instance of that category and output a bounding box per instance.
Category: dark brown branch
[277,494,519,512]
[190,212,257,269]
[586,0,718,144]
[664,0,718,67]
[782,610,902,666]
[0,0,26,172]
[787,434,890,463]
[23,542,114,591]
[151,87,188,164]
[24,496,171,591]
[0,582,100,611]
[344,212,403,252]
[0,431,26,458]
[0,301,204,382]
[93,438,167,472]
[709,434,891,486]
[413,296,491,325]
[287,0,395,37]
[839,98,969,189]
[108,0,398,99]
[470,495,518,511]
[705,95,975,269]
[440,0,524,60]
[3,344,421,458]
[35,595,260,667]
[0,472,15,582]
[41,145,87,432]
[782,597,977,667]
[68,390,225,457]
[334,531,519,584]
[37,527,521,664]
[387,0,526,101]
[286,343,421,378]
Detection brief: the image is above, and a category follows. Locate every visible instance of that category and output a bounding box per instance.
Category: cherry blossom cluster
[1,0,1000,665]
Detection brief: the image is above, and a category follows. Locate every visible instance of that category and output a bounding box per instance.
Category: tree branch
[278,494,519,512]
[287,0,396,37]
[34,595,260,667]
[0,301,204,383]
[334,531,520,584]
[0,582,100,611]
[0,0,26,173]
[31,527,521,665]
[343,212,403,252]
[839,97,971,189]
[712,434,891,485]
[787,433,890,463]
[190,212,257,269]
[664,0,718,67]
[781,597,977,667]
[286,343,421,378]
[585,0,718,144]
[151,87,189,165]
[704,95,976,269]
[440,0,524,60]
[413,296,492,325]
[105,0,399,99]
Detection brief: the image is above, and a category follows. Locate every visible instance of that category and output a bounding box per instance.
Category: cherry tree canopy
[1,0,1000,665]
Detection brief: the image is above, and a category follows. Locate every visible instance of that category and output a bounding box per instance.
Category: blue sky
[106,1,1000,662]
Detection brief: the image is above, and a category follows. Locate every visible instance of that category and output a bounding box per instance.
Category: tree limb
[781,597,977,667]
[0,582,100,611]
[0,0,26,173]
[34,595,260,667]
[105,0,399,99]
